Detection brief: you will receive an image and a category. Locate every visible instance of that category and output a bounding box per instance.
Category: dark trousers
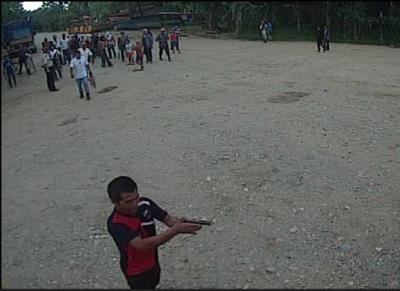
[126,266,160,289]
[6,70,17,87]
[107,45,116,59]
[18,57,31,74]
[101,49,113,67]
[119,47,126,61]
[144,47,153,63]
[159,46,171,61]
[62,49,71,65]
[317,39,323,52]
[324,40,330,51]
[45,68,56,91]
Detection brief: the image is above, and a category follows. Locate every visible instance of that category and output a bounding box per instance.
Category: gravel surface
[1,31,400,288]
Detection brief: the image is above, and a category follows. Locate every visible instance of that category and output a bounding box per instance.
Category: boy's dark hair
[107,176,138,203]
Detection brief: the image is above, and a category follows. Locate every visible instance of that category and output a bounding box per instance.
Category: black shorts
[126,265,160,289]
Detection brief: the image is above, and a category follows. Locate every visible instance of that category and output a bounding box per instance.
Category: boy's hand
[171,218,202,235]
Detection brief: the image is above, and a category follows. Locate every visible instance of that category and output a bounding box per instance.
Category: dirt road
[2,31,400,288]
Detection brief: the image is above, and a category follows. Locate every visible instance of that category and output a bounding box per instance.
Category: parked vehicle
[2,17,37,58]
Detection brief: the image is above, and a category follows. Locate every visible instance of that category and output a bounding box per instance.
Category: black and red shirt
[107,197,168,277]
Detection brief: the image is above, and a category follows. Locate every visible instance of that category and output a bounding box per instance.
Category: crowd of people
[3,26,183,98]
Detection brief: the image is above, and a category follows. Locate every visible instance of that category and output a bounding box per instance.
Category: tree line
[2,1,399,44]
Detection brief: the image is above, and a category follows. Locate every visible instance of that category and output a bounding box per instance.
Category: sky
[22,1,43,11]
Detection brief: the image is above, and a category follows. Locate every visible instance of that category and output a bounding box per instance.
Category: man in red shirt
[107,176,202,289]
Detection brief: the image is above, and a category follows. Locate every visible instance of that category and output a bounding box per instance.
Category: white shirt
[60,39,69,50]
[70,56,89,79]
[42,53,53,67]
[78,47,93,62]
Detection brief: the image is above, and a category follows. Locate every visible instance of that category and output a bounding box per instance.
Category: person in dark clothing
[155,28,171,61]
[317,26,325,52]
[17,45,32,75]
[106,176,202,289]
[323,25,330,51]
[142,29,153,63]
[69,35,79,56]
[118,31,128,62]
[99,35,113,67]
[3,55,17,87]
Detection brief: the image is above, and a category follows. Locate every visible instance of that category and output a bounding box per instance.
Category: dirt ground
[1,31,400,288]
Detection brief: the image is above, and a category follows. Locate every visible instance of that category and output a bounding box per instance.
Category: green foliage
[1,2,27,24]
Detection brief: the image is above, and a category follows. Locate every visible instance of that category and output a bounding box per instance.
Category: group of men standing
[35,27,181,98]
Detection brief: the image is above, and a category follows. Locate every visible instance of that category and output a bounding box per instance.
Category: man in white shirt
[78,42,93,64]
[42,47,58,92]
[70,50,92,100]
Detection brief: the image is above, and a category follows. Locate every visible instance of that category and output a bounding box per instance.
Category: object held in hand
[183,218,212,226]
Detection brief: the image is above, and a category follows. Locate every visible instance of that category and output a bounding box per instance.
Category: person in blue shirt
[3,55,17,88]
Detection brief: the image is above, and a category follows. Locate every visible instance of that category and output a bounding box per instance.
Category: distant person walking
[259,19,268,43]
[170,27,181,54]
[70,50,92,100]
[17,45,32,75]
[99,35,113,67]
[266,19,273,41]
[317,26,324,52]
[118,31,128,62]
[142,29,153,63]
[41,47,58,92]
[106,32,117,59]
[3,55,17,88]
[60,33,71,65]
[323,25,330,51]
[156,28,171,61]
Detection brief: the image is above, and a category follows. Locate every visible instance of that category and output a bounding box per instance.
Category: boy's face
[114,191,140,216]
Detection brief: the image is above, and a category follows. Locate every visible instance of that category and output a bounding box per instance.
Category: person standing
[133,41,144,71]
[60,34,71,65]
[106,176,202,289]
[156,28,171,61]
[3,55,17,88]
[259,19,268,43]
[317,26,324,52]
[118,31,128,62]
[170,28,181,54]
[99,35,113,67]
[70,50,92,100]
[266,19,273,41]
[125,38,135,65]
[17,45,32,75]
[106,32,117,59]
[323,25,330,51]
[142,29,153,63]
[49,43,62,80]
[78,42,94,64]
[41,47,58,92]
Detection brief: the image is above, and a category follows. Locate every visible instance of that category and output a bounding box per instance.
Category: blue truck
[2,17,37,58]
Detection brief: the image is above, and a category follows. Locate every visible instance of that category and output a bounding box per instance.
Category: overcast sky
[22,1,43,11]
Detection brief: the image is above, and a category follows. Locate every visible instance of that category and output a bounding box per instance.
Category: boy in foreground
[107,176,202,289]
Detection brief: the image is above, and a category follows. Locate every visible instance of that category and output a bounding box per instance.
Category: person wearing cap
[142,29,153,63]
[155,27,171,61]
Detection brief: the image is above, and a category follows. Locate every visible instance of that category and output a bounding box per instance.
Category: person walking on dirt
[106,32,117,59]
[49,43,62,80]
[133,41,144,71]
[156,28,171,61]
[316,26,325,52]
[17,45,32,75]
[266,19,273,41]
[78,42,94,64]
[3,55,17,88]
[142,29,153,63]
[106,176,202,289]
[41,47,58,92]
[170,27,181,54]
[323,25,330,51]
[60,33,71,65]
[259,19,268,43]
[118,31,128,62]
[99,35,113,67]
[70,50,92,100]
